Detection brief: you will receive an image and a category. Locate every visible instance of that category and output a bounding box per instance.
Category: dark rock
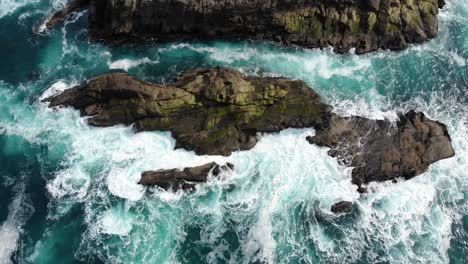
[307,111,455,191]
[45,0,90,29]
[45,68,455,189]
[331,201,354,214]
[45,68,332,156]
[47,0,444,54]
[139,162,234,191]
[438,0,446,9]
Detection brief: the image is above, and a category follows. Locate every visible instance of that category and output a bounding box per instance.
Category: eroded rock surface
[139,162,234,191]
[49,0,444,54]
[46,68,332,156]
[307,111,455,191]
[45,68,455,188]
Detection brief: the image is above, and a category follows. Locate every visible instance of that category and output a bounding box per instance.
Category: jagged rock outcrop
[307,111,455,191]
[45,68,455,188]
[139,162,234,191]
[46,68,332,156]
[47,0,444,53]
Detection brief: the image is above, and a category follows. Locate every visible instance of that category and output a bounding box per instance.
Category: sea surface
[0,0,467,263]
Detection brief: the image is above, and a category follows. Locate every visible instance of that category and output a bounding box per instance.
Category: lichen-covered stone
[45,68,332,156]
[47,0,445,54]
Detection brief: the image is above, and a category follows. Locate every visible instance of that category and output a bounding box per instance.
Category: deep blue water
[0,0,467,263]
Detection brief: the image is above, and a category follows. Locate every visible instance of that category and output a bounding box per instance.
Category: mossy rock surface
[46,68,455,191]
[46,68,331,156]
[48,0,444,54]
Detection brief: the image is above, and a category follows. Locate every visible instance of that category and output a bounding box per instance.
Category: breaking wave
[0,0,466,263]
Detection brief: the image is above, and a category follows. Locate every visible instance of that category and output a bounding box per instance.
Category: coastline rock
[45,68,332,156]
[45,0,444,54]
[45,68,455,188]
[307,111,455,191]
[331,201,354,214]
[139,162,234,191]
[45,0,90,28]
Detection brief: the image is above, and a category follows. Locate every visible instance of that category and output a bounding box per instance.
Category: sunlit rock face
[47,0,444,54]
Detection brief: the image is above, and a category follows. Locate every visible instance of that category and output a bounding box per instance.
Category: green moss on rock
[46,68,331,156]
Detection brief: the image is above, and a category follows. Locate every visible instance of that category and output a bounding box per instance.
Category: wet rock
[45,68,332,156]
[307,111,455,191]
[45,68,455,188]
[139,162,234,191]
[46,0,444,54]
[331,201,354,214]
[45,0,90,29]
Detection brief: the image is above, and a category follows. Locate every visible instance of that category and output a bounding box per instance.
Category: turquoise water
[0,0,467,263]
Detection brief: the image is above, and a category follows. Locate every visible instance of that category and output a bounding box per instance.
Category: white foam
[108,57,159,71]
[39,80,77,101]
[0,0,39,19]
[0,185,32,264]
[98,206,134,236]
[47,166,91,201]
[162,43,258,64]
[162,43,373,84]
[35,21,47,34]
[106,166,145,201]
[0,220,20,264]
[0,1,466,261]
[242,209,276,263]
[331,88,399,121]
[449,51,466,67]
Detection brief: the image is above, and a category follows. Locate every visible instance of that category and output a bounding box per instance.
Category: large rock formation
[307,111,455,191]
[45,68,455,189]
[139,162,234,191]
[46,68,332,156]
[47,0,444,54]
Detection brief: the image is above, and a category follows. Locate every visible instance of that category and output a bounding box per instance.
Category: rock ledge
[46,0,444,54]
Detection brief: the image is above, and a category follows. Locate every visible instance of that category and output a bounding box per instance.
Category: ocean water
[0,0,466,263]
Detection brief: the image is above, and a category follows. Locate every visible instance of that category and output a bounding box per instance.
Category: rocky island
[139,162,234,191]
[45,68,455,191]
[47,0,444,54]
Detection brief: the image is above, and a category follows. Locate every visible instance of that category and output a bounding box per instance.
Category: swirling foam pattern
[0,0,466,263]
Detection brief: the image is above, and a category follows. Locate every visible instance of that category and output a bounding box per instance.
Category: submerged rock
[139,162,234,191]
[45,0,90,28]
[307,111,455,191]
[45,68,455,189]
[47,0,444,54]
[331,201,354,214]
